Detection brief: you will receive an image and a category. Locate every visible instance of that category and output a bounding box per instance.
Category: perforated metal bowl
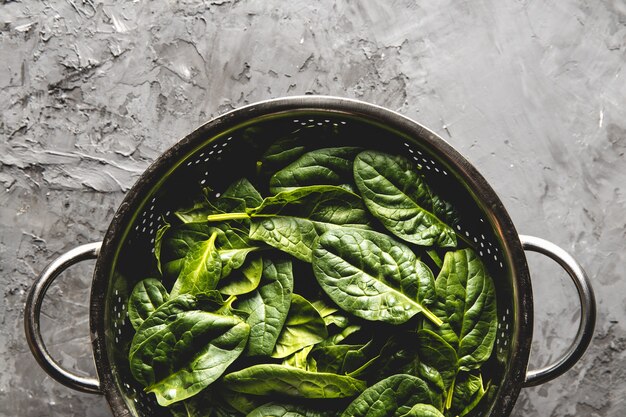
[25,96,595,417]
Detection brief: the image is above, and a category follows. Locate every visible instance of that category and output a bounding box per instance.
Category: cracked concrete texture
[1,0,624,416]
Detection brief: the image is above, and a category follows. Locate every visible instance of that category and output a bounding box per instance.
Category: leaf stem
[445,373,457,410]
[206,212,250,222]
[422,306,443,327]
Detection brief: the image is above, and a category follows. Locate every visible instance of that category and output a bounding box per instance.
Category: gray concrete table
[1,1,624,416]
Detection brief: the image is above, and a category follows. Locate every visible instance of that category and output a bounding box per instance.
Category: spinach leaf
[208,186,371,262]
[416,260,437,306]
[399,404,445,417]
[450,373,489,417]
[258,131,310,177]
[340,374,433,417]
[272,294,328,359]
[222,364,366,398]
[235,257,294,356]
[218,254,263,296]
[217,386,265,415]
[269,147,362,194]
[415,329,458,394]
[221,177,264,208]
[128,278,169,330]
[353,150,456,247]
[129,310,249,406]
[174,178,262,224]
[170,232,221,298]
[246,401,338,417]
[427,249,497,371]
[282,344,317,372]
[311,228,442,325]
[154,221,170,274]
[311,344,365,374]
[161,222,263,283]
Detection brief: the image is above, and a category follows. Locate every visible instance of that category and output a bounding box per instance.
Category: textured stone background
[1,1,625,416]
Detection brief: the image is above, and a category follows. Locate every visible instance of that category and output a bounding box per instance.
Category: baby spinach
[426,248,497,371]
[246,402,338,417]
[235,257,294,357]
[272,294,328,359]
[127,147,501,417]
[130,310,249,406]
[400,404,445,417]
[222,364,366,398]
[353,150,456,247]
[269,147,362,194]
[340,374,433,417]
[217,254,263,296]
[128,278,169,330]
[170,232,221,298]
[208,185,371,262]
[311,228,442,325]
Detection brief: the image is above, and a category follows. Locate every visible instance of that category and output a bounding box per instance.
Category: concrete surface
[1,1,625,416]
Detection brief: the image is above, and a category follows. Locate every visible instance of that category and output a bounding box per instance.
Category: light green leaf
[272,294,328,359]
[170,232,221,297]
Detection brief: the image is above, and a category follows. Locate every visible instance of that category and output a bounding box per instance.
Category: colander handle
[519,235,596,387]
[24,242,103,394]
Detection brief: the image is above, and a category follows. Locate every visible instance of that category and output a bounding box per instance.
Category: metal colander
[25,96,595,417]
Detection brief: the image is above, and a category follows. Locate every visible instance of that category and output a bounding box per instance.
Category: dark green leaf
[450,373,488,417]
[416,329,458,394]
[129,310,249,406]
[311,344,365,374]
[312,228,442,325]
[235,257,294,356]
[353,150,456,247]
[222,364,366,398]
[128,278,169,330]
[221,178,263,208]
[269,147,362,194]
[246,401,338,417]
[341,374,433,417]
[416,260,436,306]
[246,186,371,262]
[218,254,263,295]
[427,249,497,370]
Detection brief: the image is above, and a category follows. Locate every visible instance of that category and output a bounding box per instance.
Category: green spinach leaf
[399,403,445,417]
[128,278,169,330]
[222,364,366,398]
[235,257,294,356]
[218,254,263,296]
[208,186,371,262]
[353,150,456,247]
[311,228,442,325]
[340,374,433,417]
[129,310,249,406]
[170,232,221,297]
[450,373,489,417]
[272,294,328,359]
[426,249,497,371]
[269,147,362,194]
[246,401,338,417]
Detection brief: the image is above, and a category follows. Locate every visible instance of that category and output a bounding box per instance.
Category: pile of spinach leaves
[127,145,499,417]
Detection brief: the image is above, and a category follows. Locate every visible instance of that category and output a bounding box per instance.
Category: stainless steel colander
[25,96,596,417]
